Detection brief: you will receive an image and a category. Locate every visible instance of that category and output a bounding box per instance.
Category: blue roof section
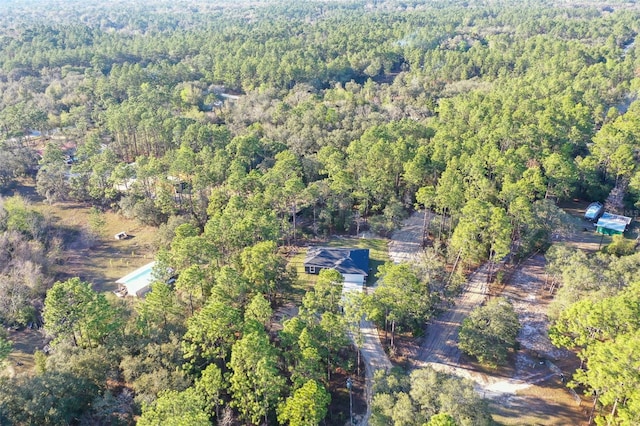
[595,212,631,233]
[304,247,370,276]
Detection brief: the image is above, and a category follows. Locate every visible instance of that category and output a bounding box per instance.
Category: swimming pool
[116,261,156,297]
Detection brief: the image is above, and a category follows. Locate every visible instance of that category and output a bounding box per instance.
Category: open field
[4,328,47,377]
[9,178,157,293]
[50,205,157,293]
[4,178,157,371]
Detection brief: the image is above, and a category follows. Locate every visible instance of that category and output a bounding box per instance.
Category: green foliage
[43,277,123,347]
[194,363,225,419]
[138,388,209,426]
[370,367,491,426]
[182,298,242,371]
[4,0,640,421]
[88,206,106,236]
[448,199,512,266]
[546,247,640,320]
[366,262,435,346]
[301,268,344,316]
[238,240,291,302]
[120,332,191,406]
[458,298,520,366]
[1,196,46,239]
[602,234,636,257]
[0,331,11,363]
[0,371,98,426]
[549,265,640,425]
[228,329,285,425]
[550,282,640,352]
[277,379,331,426]
[244,292,273,331]
[426,413,458,426]
[36,143,71,204]
[573,331,640,426]
[137,281,183,334]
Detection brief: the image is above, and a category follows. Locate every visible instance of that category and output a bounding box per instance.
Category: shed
[303,247,369,285]
[595,212,632,235]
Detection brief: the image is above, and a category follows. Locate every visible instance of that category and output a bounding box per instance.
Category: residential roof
[595,212,632,233]
[304,247,370,276]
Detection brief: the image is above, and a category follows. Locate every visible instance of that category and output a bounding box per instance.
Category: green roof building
[595,212,632,235]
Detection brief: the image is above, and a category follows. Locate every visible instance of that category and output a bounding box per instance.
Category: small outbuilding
[595,212,632,235]
[303,247,370,285]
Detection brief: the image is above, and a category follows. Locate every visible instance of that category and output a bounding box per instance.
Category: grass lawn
[4,328,47,377]
[287,236,390,299]
[47,204,157,293]
[11,178,157,293]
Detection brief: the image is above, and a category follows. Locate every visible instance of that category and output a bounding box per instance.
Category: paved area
[342,280,392,425]
[358,315,392,424]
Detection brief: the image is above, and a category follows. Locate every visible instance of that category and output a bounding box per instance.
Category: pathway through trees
[390,212,587,424]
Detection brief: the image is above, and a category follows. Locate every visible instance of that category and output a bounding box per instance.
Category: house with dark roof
[303,247,370,285]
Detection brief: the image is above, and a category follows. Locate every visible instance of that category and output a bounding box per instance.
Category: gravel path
[387,211,425,264]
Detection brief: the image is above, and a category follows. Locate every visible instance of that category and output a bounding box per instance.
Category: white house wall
[342,274,365,285]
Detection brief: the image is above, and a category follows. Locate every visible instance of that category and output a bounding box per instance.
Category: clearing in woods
[391,209,597,425]
[4,178,157,374]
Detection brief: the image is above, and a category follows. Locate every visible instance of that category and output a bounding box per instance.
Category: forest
[1,0,640,424]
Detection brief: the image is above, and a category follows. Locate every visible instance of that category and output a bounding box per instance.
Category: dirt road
[386,211,587,424]
[415,263,489,366]
[388,211,425,264]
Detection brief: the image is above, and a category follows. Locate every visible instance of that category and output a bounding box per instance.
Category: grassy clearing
[36,201,156,292]
[56,206,157,293]
[10,179,157,293]
[4,328,47,376]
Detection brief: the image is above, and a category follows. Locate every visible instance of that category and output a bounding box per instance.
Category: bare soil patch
[388,210,589,424]
[487,254,588,425]
[4,328,47,376]
[557,199,613,252]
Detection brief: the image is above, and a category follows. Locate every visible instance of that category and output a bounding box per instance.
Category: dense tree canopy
[3,0,640,423]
